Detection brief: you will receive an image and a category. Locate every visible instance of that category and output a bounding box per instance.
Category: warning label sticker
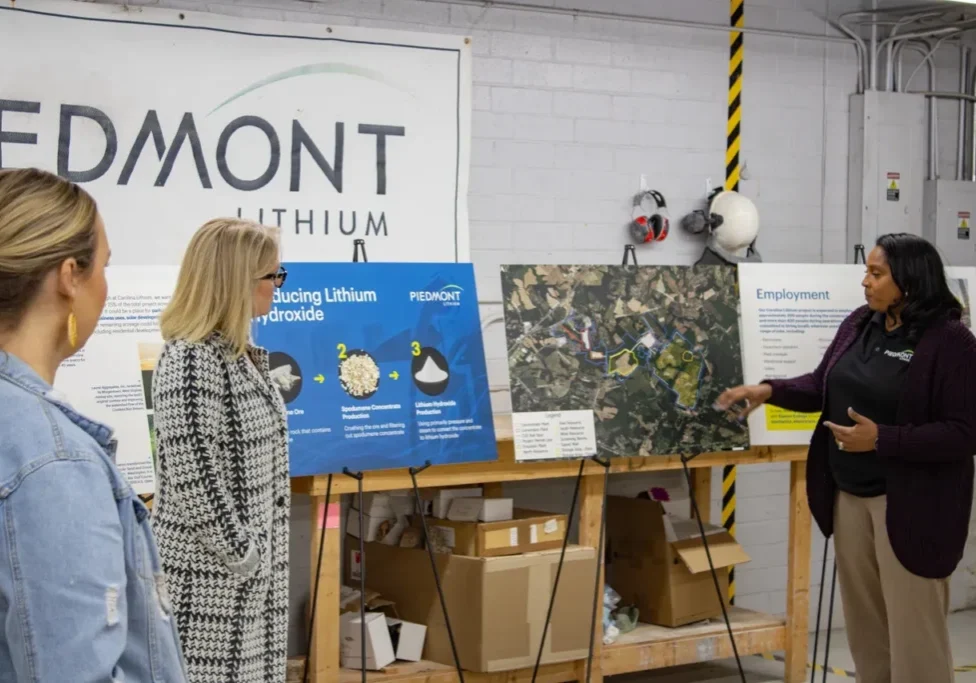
[960,211,971,240]
[886,172,900,202]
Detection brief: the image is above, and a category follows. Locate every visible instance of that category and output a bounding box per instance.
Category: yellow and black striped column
[723,0,744,606]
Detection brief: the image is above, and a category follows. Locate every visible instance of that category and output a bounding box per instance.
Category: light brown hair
[160,218,279,357]
[0,168,98,332]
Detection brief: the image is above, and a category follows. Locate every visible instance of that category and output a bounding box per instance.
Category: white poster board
[738,263,976,446]
[54,266,178,495]
[0,0,472,266]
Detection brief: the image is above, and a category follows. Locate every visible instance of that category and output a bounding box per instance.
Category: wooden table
[290,415,812,683]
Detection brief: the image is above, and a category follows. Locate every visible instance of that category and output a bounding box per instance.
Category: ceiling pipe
[870,0,879,90]
[958,45,971,181]
[910,91,976,104]
[420,0,854,43]
[832,20,867,93]
[897,41,939,180]
[873,20,976,98]
[969,69,976,183]
[838,8,973,90]
[884,10,953,90]
[902,34,956,91]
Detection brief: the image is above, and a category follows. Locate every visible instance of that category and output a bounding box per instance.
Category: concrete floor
[612,610,976,682]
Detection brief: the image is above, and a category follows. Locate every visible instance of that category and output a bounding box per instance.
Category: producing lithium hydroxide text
[256,286,378,325]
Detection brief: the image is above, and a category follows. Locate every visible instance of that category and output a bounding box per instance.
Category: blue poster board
[254,262,497,476]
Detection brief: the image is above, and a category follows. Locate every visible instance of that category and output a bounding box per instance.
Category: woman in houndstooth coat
[151,218,291,683]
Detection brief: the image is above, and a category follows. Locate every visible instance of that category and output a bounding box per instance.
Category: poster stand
[343,467,368,683]
[303,473,333,683]
[408,461,466,681]
[304,237,465,681]
[584,456,612,683]
[810,246,867,682]
[679,452,746,683]
[530,459,586,683]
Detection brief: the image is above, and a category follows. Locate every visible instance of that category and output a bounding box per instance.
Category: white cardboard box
[446,497,514,523]
[340,612,396,670]
[432,487,482,518]
[387,618,427,662]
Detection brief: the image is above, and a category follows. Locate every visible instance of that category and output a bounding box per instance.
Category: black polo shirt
[824,313,913,497]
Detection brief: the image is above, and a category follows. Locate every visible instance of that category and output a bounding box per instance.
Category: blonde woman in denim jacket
[0,168,186,682]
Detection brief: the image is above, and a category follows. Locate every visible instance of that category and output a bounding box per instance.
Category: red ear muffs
[630,190,670,244]
[630,215,669,243]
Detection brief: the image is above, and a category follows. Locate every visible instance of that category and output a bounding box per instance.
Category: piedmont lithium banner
[53,266,179,496]
[0,1,471,265]
[255,262,496,475]
[738,263,976,445]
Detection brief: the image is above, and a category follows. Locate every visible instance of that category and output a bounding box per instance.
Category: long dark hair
[876,233,962,339]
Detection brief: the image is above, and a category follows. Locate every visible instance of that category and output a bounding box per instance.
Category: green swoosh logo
[208,63,414,116]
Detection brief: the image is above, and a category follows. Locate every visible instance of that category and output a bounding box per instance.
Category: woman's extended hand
[824,408,879,453]
[715,384,773,419]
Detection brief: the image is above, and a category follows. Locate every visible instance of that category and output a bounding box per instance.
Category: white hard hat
[709,191,759,253]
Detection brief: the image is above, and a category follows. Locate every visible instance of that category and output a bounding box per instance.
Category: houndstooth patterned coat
[151,335,290,683]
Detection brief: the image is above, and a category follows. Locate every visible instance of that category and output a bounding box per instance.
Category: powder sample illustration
[414,356,448,384]
[339,353,380,398]
[270,364,301,392]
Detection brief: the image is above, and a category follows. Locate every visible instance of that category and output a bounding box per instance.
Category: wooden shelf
[297,413,813,683]
[290,414,808,496]
[288,608,786,683]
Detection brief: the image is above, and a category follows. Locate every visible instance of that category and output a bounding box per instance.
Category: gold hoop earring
[67,312,78,350]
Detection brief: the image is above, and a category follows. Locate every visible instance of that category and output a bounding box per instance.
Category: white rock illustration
[414,356,448,384]
[270,363,301,392]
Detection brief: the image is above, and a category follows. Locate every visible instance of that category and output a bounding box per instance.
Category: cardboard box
[387,618,427,662]
[606,495,750,627]
[340,611,396,670]
[351,542,597,672]
[427,509,567,557]
[446,497,514,522]
[339,586,397,619]
[346,510,399,543]
[423,487,483,518]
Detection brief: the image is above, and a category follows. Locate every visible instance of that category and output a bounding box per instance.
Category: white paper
[54,265,178,495]
[509,527,519,547]
[738,263,976,445]
[511,410,597,462]
[0,0,473,266]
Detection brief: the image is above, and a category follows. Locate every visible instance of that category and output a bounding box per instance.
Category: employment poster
[738,263,976,445]
[255,262,496,475]
[501,265,748,461]
[54,265,178,495]
[0,0,472,265]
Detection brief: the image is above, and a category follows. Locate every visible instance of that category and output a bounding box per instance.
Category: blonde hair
[160,218,279,357]
[0,168,98,332]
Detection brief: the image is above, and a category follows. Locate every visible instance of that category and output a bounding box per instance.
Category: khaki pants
[833,491,953,683]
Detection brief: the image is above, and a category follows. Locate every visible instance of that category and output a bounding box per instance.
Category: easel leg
[577,467,605,683]
[785,460,812,683]
[307,491,340,683]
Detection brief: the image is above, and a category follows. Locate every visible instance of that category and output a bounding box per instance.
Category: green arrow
[314,374,325,384]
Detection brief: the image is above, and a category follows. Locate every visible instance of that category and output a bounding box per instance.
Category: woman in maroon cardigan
[719,233,976,683]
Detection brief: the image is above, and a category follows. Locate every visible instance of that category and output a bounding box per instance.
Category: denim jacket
[0,352,187,683]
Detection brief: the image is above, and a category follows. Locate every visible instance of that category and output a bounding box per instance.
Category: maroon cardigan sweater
[765,305,976,579]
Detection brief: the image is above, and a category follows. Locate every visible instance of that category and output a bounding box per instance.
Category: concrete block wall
[88,0,975,650]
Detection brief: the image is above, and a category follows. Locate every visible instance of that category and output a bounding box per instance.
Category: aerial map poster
[501,265,749,460]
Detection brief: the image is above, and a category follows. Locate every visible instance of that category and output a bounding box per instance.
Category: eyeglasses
[259,268,287,289]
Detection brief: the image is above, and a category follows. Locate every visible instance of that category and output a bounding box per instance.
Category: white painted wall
[85,0,976,650]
